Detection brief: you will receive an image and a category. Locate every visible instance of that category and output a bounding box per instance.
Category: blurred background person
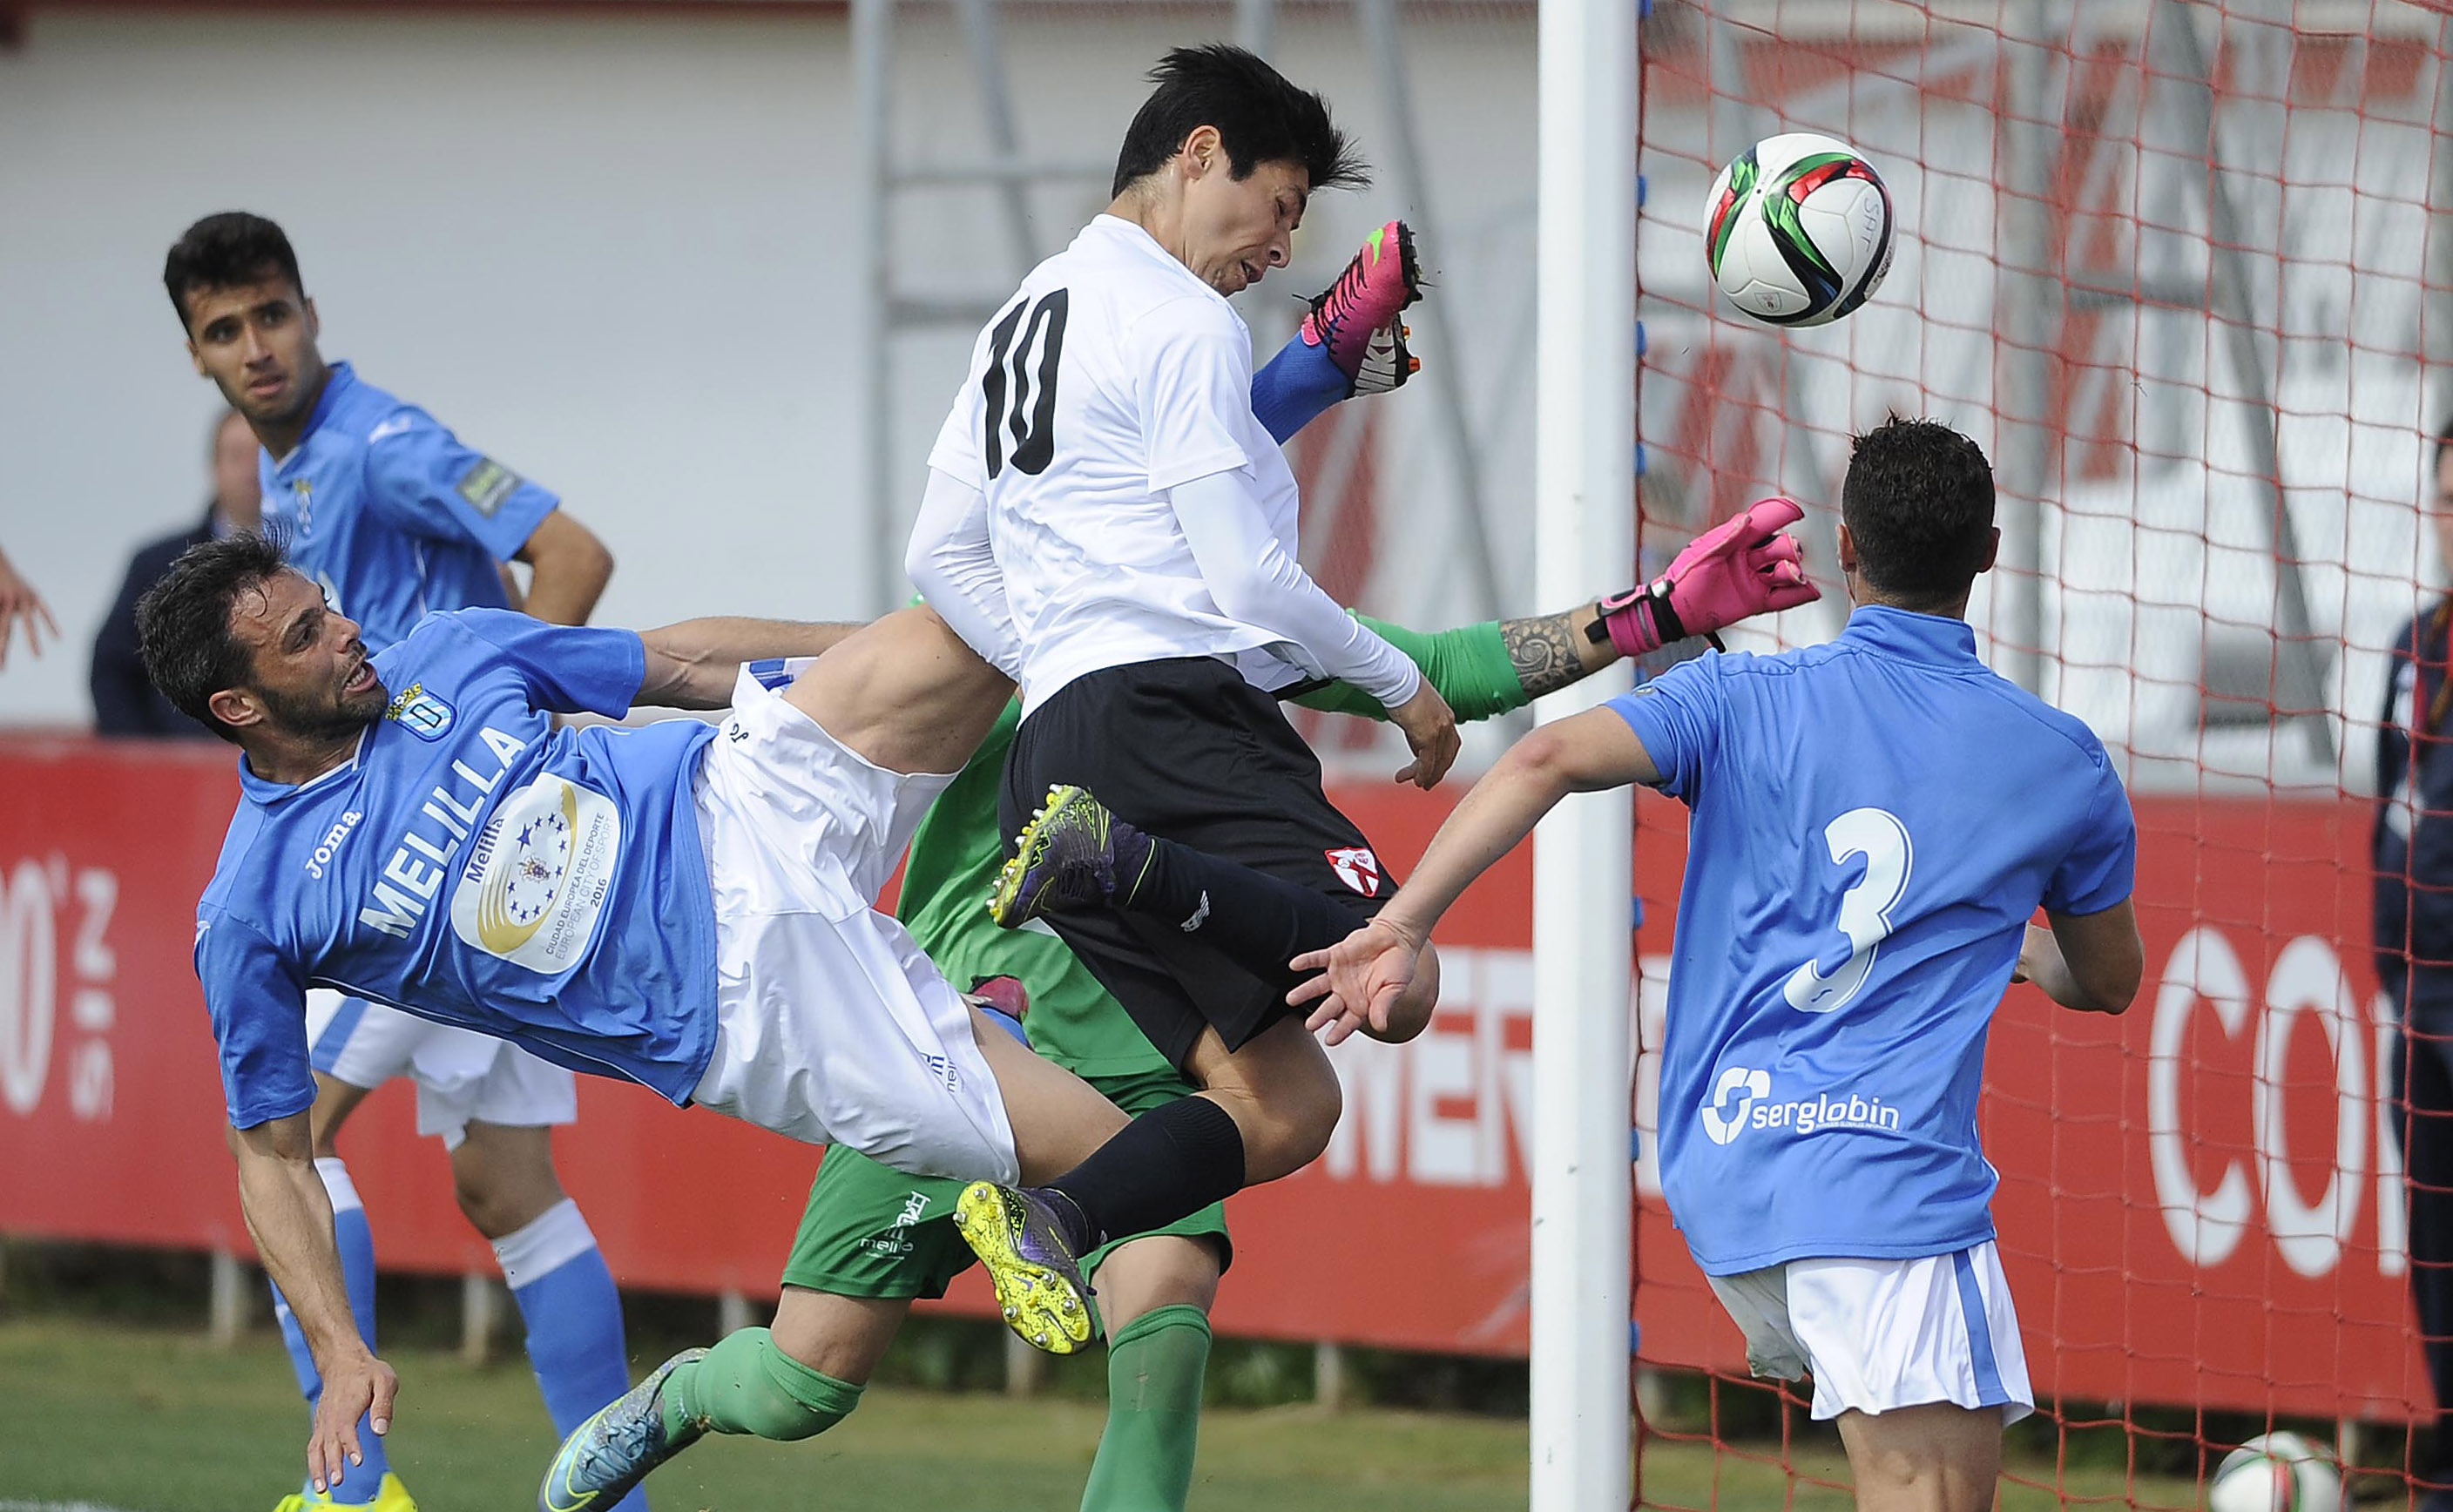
[90,408,261,735]
[0,540,58,670]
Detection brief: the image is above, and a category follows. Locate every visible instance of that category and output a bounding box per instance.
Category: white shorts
[686,664,1020,1185]
[1706,1240,2034,1424]
[305,992,578,1151]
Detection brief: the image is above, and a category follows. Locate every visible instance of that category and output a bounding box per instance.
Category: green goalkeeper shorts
[778,1066,1233,1300]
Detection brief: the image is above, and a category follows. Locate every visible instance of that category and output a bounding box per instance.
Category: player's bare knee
[1838,1404,2002,1512]
[1234,1063,1341,1182]
[770,1287,911,1386]
[1194,1023,1342,1180]
[1090,1234,1222,1333]
[449,1126,566,1239]
[307,1072,367,1158]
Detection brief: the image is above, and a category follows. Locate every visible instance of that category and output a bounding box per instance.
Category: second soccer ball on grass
[1704,131,1895,328]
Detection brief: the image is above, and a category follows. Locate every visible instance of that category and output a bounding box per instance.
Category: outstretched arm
[230,1112,396,1497]
[1169,469,1459,786]
[1287,498,1821,726]
[1290,707,1659,1042]
[636,618,864,709]
[1291,604,1620,724]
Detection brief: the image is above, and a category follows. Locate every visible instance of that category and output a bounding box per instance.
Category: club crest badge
[384,681,455,741]
[1325,846,1382,898]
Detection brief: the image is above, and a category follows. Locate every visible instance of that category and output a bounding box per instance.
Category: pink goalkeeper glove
[1591,496,1821,658]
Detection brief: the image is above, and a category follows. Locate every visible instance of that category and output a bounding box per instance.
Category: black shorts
[998,656,1396,1068]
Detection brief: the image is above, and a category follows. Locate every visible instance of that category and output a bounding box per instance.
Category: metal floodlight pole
[1994,0,2063,698]
[852,0,895,618]
[954,0,1041,278]
[2427,15,2453,410]
[1235,0,1275,61]
[2151,0,2335,767]
[1531,0,1636,1506]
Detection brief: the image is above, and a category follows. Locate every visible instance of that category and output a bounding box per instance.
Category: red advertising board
[0,739,2427,1419]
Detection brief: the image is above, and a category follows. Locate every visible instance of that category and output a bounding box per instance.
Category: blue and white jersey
[259,362,561,650]
[1609,606,2135,1275]
[193,610,720,1128]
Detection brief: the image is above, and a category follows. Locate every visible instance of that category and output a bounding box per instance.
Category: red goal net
[1633,2,2449,1506]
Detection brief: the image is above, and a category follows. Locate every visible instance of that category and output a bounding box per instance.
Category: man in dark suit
[91,408,260,734]
[2378,415,2453,1512]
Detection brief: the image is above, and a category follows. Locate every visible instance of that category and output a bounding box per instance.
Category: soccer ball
[1702,132,1895,328]
[2207,1431,2344,1512]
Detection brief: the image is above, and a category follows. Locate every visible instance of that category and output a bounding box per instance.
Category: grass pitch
[0,1317,2207,1511]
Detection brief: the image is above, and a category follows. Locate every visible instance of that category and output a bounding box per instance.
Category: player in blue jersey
[166,212,623,1512]
[132,534,1232,1500]
[1295,419,2146,1512]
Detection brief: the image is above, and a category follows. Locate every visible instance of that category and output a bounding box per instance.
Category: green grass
[0,1317,2217,1512]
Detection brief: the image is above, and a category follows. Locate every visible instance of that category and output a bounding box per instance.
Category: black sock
[1043,1096,1246,1251]
[1116,837,1368,992]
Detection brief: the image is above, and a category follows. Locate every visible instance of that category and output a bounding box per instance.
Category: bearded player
[165,211,624,1512]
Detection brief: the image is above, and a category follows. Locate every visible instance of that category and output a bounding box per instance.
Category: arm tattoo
[1504,610,1585,699]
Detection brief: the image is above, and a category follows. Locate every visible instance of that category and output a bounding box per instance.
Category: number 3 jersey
[193,609,721,1130]
[1607,605,2136,1274]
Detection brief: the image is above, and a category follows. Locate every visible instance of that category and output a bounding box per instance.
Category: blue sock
[1250,333,1349,444]
[497,1199,645,1512]
[267,1158,390,1504]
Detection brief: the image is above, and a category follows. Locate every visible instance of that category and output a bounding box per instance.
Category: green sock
[663,1326,864,1442]
[1079,1305,1213,1512]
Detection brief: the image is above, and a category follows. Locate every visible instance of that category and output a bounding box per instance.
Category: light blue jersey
[1610,605,2134,1275]
[194,609,720,1128]
[259,361,560,651]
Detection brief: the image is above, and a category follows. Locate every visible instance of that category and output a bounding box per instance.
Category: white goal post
[1531,0,1639,1509]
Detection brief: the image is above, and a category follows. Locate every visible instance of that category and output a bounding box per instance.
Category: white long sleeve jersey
[912,213,1420,719]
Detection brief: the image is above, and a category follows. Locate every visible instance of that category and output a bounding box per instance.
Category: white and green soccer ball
[2207,1431,2343,1512]
[1702,132,1895,328]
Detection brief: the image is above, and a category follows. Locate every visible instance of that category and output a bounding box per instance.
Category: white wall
[0,4,1549,734]
[2,9,874,723]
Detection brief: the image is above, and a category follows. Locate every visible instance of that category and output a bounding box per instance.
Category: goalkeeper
[540,252,1813,1512]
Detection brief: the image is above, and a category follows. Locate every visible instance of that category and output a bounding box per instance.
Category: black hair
[1110,44,1368,199]
[2433,414,2453,481]
[164,212,305,329]
[136,531,293,744]
[1840,416,1997,608]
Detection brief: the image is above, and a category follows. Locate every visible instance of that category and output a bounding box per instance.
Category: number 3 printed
[1781,807,1912,1014]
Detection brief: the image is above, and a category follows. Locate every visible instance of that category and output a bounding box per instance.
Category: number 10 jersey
[924,213,1317,717]
[1607,604,2136,1275]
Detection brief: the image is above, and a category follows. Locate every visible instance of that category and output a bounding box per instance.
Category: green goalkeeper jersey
[894,614,1531,1077]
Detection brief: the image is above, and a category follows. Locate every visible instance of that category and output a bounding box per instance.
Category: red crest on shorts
[1325,847,1382,897]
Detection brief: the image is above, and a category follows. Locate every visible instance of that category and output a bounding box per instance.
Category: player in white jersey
[906,44,1469,1332]
[902,45,1816,1351]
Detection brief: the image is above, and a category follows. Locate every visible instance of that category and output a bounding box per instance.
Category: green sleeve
[1288,613,1528,725]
